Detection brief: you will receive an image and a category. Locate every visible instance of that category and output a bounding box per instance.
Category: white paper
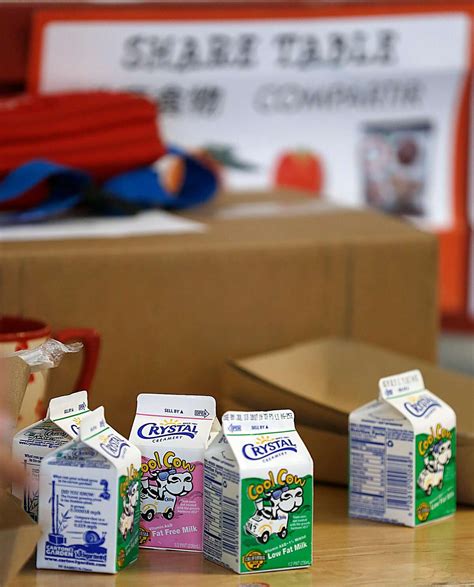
[215,198,346,220]
[0,211,205,242]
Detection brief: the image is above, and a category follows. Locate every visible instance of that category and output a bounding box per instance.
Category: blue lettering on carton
[137,422,198,440]
[100,434,129,459]
[45,480,107,566]
[404,396,441,418]
[242,436,298,460]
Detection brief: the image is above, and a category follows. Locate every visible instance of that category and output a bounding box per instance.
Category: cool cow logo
[417,424,453,497]
[242,435,298,461]
[137,419,199,441]
[245,468,307,546]
[100,434,129,459]
[404,394,441,418]
[118,465,141,541]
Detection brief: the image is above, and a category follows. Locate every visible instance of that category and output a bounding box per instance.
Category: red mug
[0,315,100,426]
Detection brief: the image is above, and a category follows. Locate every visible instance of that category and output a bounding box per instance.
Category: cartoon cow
[423,439,452,473]
[245,485,305,544]
[418,439,452,495]
[269,486,304,518]
[141,469,194,521]
[148,468,193,498]
[119,480,139,540]
[255,486,304,520]
[432,439,452,467]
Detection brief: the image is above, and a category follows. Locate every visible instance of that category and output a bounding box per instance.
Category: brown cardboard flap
[5,356,31,421]
[229,338,474,437]
[0,358,40,584]
[0,492,41,585]
[223,337,474,504]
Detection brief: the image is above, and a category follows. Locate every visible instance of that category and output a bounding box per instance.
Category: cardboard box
[222,337,474,504]
[0,192,438,435]
[0,355,42,586]
[24,2,474,321]
[0,491,42,585]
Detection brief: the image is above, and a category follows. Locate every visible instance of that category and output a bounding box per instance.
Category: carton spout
[79,406,108,442]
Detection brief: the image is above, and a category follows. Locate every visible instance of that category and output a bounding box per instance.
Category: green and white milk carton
[204,410,313,574]
[349,370,456,526]
[12,390,89,521]
[36,406,142,573]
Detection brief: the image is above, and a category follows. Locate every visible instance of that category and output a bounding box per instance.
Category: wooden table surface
[13,485,474,587]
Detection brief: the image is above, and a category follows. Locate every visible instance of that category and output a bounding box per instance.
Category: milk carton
[204,410,313,574]
[129,393,217,551]
[36,407,141,573]
[349,370,456,526]
[12,390,89,521]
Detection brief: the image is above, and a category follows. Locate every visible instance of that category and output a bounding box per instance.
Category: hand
[0,371,26,489]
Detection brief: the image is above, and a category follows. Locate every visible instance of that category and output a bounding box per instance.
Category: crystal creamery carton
[12,390,89,521]
[36,407,141,574]
[129,393,217,551]
[204,410,313,574]
[349,370,456,527]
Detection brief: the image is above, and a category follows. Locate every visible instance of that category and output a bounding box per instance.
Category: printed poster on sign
[30,7,471,230]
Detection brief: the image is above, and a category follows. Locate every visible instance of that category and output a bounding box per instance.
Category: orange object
[274,151,324,194]
[163,148,222,194]
[438,227,470,317]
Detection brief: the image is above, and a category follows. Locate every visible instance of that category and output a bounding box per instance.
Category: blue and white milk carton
[12,390,89,521]
[36,407,142,573]
[349,370,456,527]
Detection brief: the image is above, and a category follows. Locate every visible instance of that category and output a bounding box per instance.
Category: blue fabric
[0,146,218,224]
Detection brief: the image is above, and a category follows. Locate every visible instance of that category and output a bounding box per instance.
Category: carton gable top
[79,407,140,467]
[4,356,31,420]
[130,393,216,448]
[14,390,90,442]
[221,410,312,469]
[46,390,89,435]
[378,370,456,431]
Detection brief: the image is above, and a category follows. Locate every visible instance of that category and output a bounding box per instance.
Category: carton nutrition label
[203,459,240,565]
[350,423,414,525]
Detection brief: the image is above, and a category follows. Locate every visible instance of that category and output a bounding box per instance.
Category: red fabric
[0,91,166,180]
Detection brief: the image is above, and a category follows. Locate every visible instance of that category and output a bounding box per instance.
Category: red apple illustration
[274,150,324,195]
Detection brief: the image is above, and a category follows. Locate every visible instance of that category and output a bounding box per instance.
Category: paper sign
[30,7,472,231]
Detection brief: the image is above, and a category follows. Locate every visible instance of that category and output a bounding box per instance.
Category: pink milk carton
[129,394,217,551]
